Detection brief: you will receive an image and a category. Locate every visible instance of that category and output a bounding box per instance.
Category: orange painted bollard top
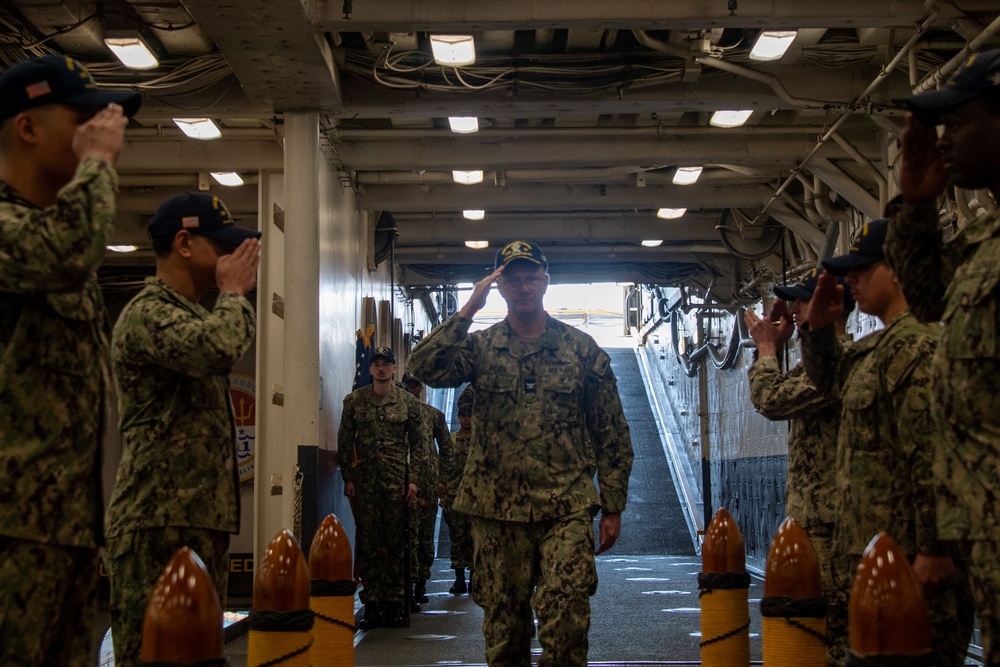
[849,532,931,656]
[764,516,822,598]
[703,507,745,574]
[140,547,224,663]
[308,514,353,581]
[255,528,311,611]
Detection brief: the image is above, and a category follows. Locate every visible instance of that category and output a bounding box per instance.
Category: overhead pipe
[335,125,824,140]
[911,9,1000,94]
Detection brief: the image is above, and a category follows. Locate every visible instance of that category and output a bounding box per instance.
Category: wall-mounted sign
[228,373,256,483]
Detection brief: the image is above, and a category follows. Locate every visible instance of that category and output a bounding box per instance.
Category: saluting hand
[216,238,261,296]
[901,112,948,204]
[458,266,503,319]
[744,302,794,357]
[73,103,129,166]
[802,271,843,331]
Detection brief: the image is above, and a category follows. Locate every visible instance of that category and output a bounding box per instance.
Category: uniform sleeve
[584,348,634,514]
[407,315,479,387]
[748,356,828,420]
[408,401,434,494]
[337,396,358,482]
[0,158,117,293]
[434,410,453,491]
[439,430,457,492]
[887,334,946,555]
[119,292,256,377]
[800,324,846,398]
[885,200,958,324]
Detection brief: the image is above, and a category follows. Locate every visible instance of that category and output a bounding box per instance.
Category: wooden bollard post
[761,516,826,665]
[845,532,932,666]
[699,507,751,666]
[309,514,356,665]
[247,529,313,667]
[140,547,224,665]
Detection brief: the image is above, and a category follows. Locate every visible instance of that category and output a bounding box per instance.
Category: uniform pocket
[542,363,581,423]
[941,253,1000,359]
[475,373,518,421]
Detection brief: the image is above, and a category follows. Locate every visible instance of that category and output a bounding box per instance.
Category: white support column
[255,112,321,560]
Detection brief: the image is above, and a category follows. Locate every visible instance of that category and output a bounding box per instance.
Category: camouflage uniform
[442,428,474,569]
[338,385,432,604]
[748,347,847,667]
[887,202,1000,663]
[407,314,634,667]
[413,402,447,583]
[802,313,975,666]
[105,277,254,667]
[0,157,117,667]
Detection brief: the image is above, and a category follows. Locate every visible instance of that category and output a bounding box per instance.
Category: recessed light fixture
[430,35,476,66]
[104,31,159,70]
[672,167,703,185]
[210,172,245,187]
[641,240,664,247]
[448,117,479,134]
[463,210,485,220]
[749,31,797,62]
[464,240,489,249]
[107,245,138,253]
[173,118,222,140]
[657,208,687,219]
[452,170,484,185]
[710,110,754,128]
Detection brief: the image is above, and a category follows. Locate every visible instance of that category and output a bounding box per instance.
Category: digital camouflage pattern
[106,277,255,538]
[886,201,1000,662]
[338,384,432,603]
[747,352,846,666]
[802,314,974,665]
[443,429,473,569]
[407,313,632,665]
[0,157,117,666]
[414,402,447,581]
[407,314,633,521]
[0,157,117,549]
[471,510,597,667]
[104,527,228,667]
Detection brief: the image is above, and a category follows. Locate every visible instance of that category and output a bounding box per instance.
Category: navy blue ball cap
[901,49,1000,124]
[773,268,820,301]
[495,239,548,270]
[148,192,261,247]
[457,385,475,415]
[401,371,422,385]
[822,219,888,276]
[0,55,142,122]
[371,346,396,363]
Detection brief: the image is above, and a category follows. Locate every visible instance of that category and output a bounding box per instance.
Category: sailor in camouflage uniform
[441,385,475,594]
[888,49,1000,665]
[339,346,432,629]
[744,269,855,667]
[407,240,634,667]
[801,220,974,666]
[104,192,260,667]
[401,370,448,604]
[0,55,138,667]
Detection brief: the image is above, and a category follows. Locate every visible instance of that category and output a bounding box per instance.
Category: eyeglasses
[499,275,545,289]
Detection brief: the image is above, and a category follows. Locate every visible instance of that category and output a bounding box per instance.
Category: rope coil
[247,609,314,667]
[311,595,356,666]
[699,583,750,666]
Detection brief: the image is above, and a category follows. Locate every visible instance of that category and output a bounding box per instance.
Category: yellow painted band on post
[310,595,355,665]
[247,629,312,666]
[700,587,750,666]
[762,616,826,666]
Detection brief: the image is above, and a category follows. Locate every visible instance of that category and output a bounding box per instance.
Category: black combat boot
[414,578,429,603]
[384,601,406,628]
[359,601,383,630]
[449,568,467,595]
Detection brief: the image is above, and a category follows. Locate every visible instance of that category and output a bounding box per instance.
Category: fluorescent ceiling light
[107,245,138,253]
[104,32,159,70]
[749,31,797,62]
[672,166,703,185]
[448,116,479,134]
[657,208,687,220]
[464,240,489,249]
[641,240,664,247]
[430,35,476,66]
[173,118,222,140]
[210,172,245,187]
[710,110,754,128]
[452,170,483,185]
[463,209,485,220]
